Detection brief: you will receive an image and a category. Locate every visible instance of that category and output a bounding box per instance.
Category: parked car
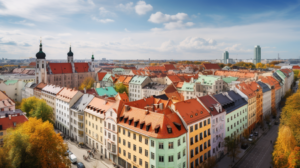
[254,132,258,136]
[241,143,248,149]
[77,162,85,168]
[248,138,253,142]
[69,154,77,164]
[249,134,253,138]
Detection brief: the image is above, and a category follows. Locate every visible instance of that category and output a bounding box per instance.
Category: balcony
[78,115,84,122]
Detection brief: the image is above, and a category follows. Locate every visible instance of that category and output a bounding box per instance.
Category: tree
[79,77,95,90]
[20,97,54,123]
[115,83,128,95]
[3,118,70,168]
[271,108,277,118]
[0,148,12,168]
[243,129,250,139]
[256,63,263,68]
[202,156,218,168]
[225,135,241,163]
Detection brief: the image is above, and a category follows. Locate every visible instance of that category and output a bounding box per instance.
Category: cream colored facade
[247,96,256,130]
[84,110,104,154]
[118,126,150,168]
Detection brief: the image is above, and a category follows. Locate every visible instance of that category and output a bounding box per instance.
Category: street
[65,140,114,168]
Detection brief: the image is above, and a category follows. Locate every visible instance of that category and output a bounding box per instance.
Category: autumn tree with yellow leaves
[20,96,53,123]
[272,82,300,167]
[1,118,70,168]
[78,76,95,90]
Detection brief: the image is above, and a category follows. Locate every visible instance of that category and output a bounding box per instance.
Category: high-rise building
[253,45,261,65]
[223,51,229,64]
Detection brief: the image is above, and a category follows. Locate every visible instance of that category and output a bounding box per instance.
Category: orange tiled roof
[117,76,127,83]
[74,63,89,73]
[174,98,211,125]
[164,84,177,93]
[167,75,183,83]
[97,72,107,81]
[203,63,221,70]
[236,82,256,98]
[258,76,281,91]
[164,64,176,71]
[119,92,129,102]
[118,106,187,139]
[34,82,47,91]
[293,65,300,69]
[49,63,73,74]
[125,96,173,111]
[165,91,184,103]
[56,87,80,103]
[123,76,133,85]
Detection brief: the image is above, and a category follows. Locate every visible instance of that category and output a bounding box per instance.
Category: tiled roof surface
[236,82,256,98]
[165,91,184,102]
[174,99,210,125]
[257,81,271,93]
[35,82,47,90]
[42,84,63,94]
[95,87,118,97]
[215,70,256,78]
[119,106,186,139]
[49,63,73,74]
[29,62,36,66]
[164,64,176,71]
[125,96,173,111]
[123,76,132,85]
[86,97,118,115]
[117,76,126,83]
[203,63,221,70]
[293,65,300,69]
[275,70,286,80]
[129,76,148,85]
[167,75,183,83]
[102,74,112,82]
[198,95,225,116]
[0,114,28,130]
[71,94,94,111]
[280,69,292,77]
[118,92,129,102]
[4,80,18,85]
[258,76,281,91]
[222,77,238,84]
[164,84,177,93]
[74,63,90,73]
[97,72,107,81]
[56,87,80,102]
[0,91,15,108]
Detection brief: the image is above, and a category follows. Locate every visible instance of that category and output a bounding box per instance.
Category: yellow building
[84,97,117,156]
[173,99,212,168]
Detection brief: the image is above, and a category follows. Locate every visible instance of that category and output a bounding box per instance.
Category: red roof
[118,92,129,102]
[29,62,36,66]
[164,64,176,71]
[198,95,225,116]
[203,63,221,70]
[293,65,300,69]
[164,84,177,93]
[49,63,73,74]
[74,63,90,73]
[97,72,107,81]
[0,115,28,130]
[174,98,211,125]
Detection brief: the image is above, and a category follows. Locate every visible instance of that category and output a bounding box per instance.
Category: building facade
[253,45,261,65]
[257,81,272,118]
[129,76,152,101]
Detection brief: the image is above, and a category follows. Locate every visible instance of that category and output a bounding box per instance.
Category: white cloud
[160,40,175,51]
[92,16,114,23]
[179,37,217,51]
[117,2,134,12]
[99,7,116,17]
[0,0,94,22]
[148,12,188,23]
[135,1,153,15]
[13,20,35,27]
[86,0,95,6]
[58,33,72,37]
[164,21,194,29]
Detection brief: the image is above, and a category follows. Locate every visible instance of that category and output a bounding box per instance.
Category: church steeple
[92,53,94,61]
[36,39,46,59]
[67,45,74,63]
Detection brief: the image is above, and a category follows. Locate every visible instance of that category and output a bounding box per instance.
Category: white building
[41,85,63,126]
[257,81,272,118]
[129,76,152,101]
[142,82,167,98]
[56,87,83,136]
[70,93,94,142]
[21,82,37,99]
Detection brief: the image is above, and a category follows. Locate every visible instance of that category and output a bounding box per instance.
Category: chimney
[9,115,11,120]
[145,109,149,115]
[159,103,164,110]
[5,113,8,118]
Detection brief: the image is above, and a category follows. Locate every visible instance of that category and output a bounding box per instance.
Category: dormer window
[124,117,128,123]
[146,124,151,131]
[155,125,160,133]
[134,120,139,127]
[119,116,124,122]
[140,121,145,129]
[173,122,181,131]
[129,118,133,125]
[195,113,198,116]
[167,125,172,134]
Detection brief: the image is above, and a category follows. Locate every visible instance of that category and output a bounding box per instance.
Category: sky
[0,0,300,60]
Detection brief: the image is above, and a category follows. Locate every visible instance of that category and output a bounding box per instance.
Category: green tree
[3,118,70,168]
[20,97,54,123]
[225,135,241,163]
[115,83,128,95]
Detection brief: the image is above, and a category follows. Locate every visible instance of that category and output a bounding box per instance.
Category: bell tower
[35,39,47,83]
[67,45,74,63]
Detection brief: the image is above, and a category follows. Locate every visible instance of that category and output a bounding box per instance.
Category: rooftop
[42,84,64,95]
[97,72,107,81]
[213,91,247,114]
[195,75,221,86]
[129,76,149,85]
[95,87,118,97]
[56,87,81,102]
[257,81,271,93]
[71,94,95,112]
[142,82,167,91]
[0,111,28,130]
[198,95,225,116]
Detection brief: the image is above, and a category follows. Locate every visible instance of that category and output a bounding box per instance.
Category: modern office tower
[223,51,229,64]
[253,45,261,65]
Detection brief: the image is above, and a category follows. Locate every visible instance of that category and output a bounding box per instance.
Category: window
[200,122,202,128]
[159,143,164,149]
[139,135,142,142]
[159,156,164,162]
[133,133,136,140]
[119,147,121,153]
[204,120,206,126]
[139,147,142,154]
[123,139,126,146]
[145,161,148,168]
[145,150,148,157]
[204,142,207,149]
[208,118,210,124]
[191,149,194,158]
[134,155,137,162]
[190,126,193,132]
[169,142,174,149]
[183,149,185,156]
[190,137,194,145]
[200,144,203,152]
[139,159,142,166]
[204,131,207,137]
[183,136,185,143]
[145,139,148,145]
[128,142,131,148]
[133,145,136,151]
[169,156,174,162]
[123,150,126,156]
[195,135,199,142]
[151,140,154,147]
[128,152,131,159]
[123,129,125,135]
[151,152,154,159]
[128,131,131,137]
[178,152,181,159]
[178,139,181,146]
[200,133,203,140]
[195,124,198,130]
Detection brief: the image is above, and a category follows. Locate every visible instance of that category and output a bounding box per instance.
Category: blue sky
[0,0,300,60]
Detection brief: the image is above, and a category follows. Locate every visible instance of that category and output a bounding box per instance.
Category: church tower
[91,53,95,71]
[67,46,73,63]
[35,40,47,83]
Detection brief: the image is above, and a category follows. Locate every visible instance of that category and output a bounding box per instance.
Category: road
[65,140,114,168]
